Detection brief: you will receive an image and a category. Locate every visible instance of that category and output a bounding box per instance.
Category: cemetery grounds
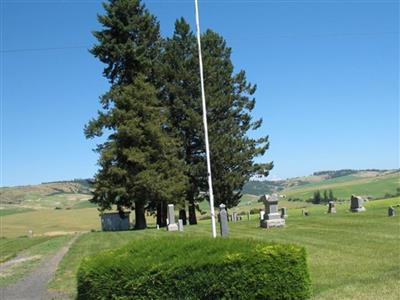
[1,196,398,299]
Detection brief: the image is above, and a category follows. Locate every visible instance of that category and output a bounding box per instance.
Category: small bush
[77,237,311,299]
[249,208,260,215]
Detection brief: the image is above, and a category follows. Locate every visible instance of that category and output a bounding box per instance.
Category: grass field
[283,173,399,200]
[0,235,72,286]
[48,197,400,300]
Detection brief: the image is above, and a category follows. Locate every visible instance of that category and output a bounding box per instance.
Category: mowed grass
[0,235,72,286]
[1,208,101,238]
[0,236,54,263]
[284,173,399,200]
[49,197,400,300]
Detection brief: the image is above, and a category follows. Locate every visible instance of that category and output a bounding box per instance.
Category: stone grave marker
[388,206,395,217]
[259,194,285,228]
[280,207,288,219]
[350,195,366,212]
[167,204,178,231]
[232,212,237,222]
[260,210,265,221]
[178,219,184,231]
[328,201,336,214]
[219,204,229,237]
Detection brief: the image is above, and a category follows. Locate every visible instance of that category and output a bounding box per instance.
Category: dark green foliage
[85,77,187,227]
[86,0,187,229]
[313,190,321,204]
[202,29,273,208]
[77,237,311,299]
[91,0,161,85]
[162,19,272,211]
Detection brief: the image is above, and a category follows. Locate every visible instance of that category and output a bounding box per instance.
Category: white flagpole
[194,0,217,238]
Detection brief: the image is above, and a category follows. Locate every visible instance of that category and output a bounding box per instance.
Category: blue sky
[1,0,399,186]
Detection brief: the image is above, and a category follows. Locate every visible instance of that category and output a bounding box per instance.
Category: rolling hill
[243,169,400,201]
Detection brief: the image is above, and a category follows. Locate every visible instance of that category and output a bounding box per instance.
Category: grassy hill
[243,169,400,201]
[0,180,95,214]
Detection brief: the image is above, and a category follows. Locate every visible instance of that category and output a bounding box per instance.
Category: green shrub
[250,208,260,215]
[77,237,311,299]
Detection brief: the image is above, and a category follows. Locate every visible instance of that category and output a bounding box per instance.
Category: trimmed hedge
[77,237,311,299]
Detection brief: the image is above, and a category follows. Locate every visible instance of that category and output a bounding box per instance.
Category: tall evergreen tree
[202,29,272,208]
[85,0,187,229]
[328,189,335,202]
[163,19,272,213]
[162,19,205,224]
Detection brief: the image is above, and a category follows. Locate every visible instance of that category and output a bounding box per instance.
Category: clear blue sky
[1,0,399,186]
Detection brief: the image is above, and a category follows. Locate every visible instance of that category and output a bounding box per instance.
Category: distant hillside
[0,179,93,209]
[243,169,400,200]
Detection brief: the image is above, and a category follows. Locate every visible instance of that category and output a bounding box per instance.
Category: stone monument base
[167,224,178,231]
[260,218,285,228]
[351,207,366,213]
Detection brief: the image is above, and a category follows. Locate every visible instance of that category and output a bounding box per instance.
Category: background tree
[323,190,328,203]
[328,189,335,202]
[162,18,205,224]
[202,29,273,208]
[85,0,187,229]
[313,190,321,204]
[163,20,272,215]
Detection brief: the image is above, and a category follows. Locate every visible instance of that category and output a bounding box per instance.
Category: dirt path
[0,234,80,300]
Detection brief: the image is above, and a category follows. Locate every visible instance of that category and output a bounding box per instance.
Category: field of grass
[0,235,72,286]
[1,208,101,238]
[0,207,35,217]
[48,197,400,300]
[284,173,399,200]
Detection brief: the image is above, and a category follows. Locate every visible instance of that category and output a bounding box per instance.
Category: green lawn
[49,197,400,300]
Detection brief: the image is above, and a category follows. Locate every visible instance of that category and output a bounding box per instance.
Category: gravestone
[232,212,238,222]
[179,209,187,225]
[156,224,160,230]
[260,210,265,221]
[350,195,366,212]
[101,212,130,231]
[388,206,395,217]
[178,219,184,231]
[167,204,178,231]
[218,204,229,237]
[328,201,336,214]
[280,207,288,219]
[259,194,285,228]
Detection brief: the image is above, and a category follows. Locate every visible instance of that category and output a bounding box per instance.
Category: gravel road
[0,234,80,300]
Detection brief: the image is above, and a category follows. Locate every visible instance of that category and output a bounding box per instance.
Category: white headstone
[178,219,184,231]
[167,204,178,231]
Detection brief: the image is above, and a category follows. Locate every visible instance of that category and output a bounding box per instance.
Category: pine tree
[328,189,335,202]
[202,29,272,208]
[323,190,328,203]
[313,190,321,204]
[85,0,187,229]
[162,18,205,224]
[163,20,272,212]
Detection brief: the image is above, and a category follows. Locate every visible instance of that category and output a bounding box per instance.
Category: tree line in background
[311,190,336,204]
[85,0,272,229]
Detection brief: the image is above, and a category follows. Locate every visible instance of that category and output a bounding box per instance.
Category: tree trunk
[135,201,147,230]
[179,208,187,225]
[156,200,167,227]
[188,202,197,225]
